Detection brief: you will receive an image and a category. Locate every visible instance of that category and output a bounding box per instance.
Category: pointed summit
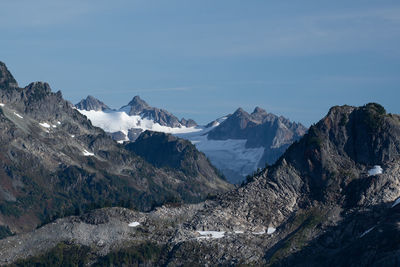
[0,61,18,89]
[122,95,150,115]
[127,95,149,107]
[252,106,266,114]
[75,95,110,111]
[233,107,248,116]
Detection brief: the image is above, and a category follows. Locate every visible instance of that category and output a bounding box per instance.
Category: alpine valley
[1,61,400,266]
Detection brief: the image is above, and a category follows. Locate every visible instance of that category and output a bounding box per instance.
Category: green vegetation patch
[363,103,387,131]
[95,242,167,266]
[267,208,326,265]
[0,225,13,239]
[12,242,91,267]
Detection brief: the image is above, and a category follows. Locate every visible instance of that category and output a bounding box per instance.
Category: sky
[1,0,399,126]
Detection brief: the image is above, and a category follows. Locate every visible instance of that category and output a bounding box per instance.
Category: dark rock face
[126,131,226,180]
[0,62,18,89]
[0,61,231,236]
[207,106,307,167]
[120,95,197,128]
[75,95,110,111]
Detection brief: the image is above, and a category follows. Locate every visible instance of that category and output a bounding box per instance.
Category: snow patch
[0,103,4,107]
[252,230,265,235]
[57,121,61,125]
[392,197,400,208]
[234,230,244,234]
[128,222,140,227]
[52,125,57,128]
[267,227,276,234]
[71,135,75,138]
[196,231,225,239]
[39,122,51,128]
[368,165,383,176]
[82,149,94,156]
[13,112,23,119]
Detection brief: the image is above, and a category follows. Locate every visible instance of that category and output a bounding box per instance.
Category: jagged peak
[233,107,248,116]
[252,106,267,114]
[24,82,52,96]
[127,95,149,108]
[0,61,18,89]
[76,95,110,111]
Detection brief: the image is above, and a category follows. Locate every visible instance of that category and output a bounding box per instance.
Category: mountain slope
[3,103,400,266]
[126,131,226,182]
[0,61,232,236]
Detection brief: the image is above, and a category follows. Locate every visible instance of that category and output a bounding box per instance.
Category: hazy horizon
[2,0,399,126]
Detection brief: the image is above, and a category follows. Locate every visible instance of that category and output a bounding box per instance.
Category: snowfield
[78,109,201,136]
[179,128,265,182]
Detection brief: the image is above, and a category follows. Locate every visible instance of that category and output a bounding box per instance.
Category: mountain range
[0,61,231,236]
[1,60,400,266]
[2,98,399,265]
[76,95,307,183]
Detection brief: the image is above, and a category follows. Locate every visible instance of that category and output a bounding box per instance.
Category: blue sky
[1,0,399,126]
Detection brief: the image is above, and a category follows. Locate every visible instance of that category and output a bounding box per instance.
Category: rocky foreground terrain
[0,61,231,236]
[1,99,400,266]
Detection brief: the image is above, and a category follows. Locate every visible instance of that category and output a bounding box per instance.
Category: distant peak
[128,95,149,107]
[86,95,97,101]
[252,106,266,114]
[234,107,246,114]
[75,95,109,111]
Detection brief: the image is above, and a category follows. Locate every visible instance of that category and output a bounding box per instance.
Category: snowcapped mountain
[77,96,200,141]
[76,96,306,183]
[178,107,307,183]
